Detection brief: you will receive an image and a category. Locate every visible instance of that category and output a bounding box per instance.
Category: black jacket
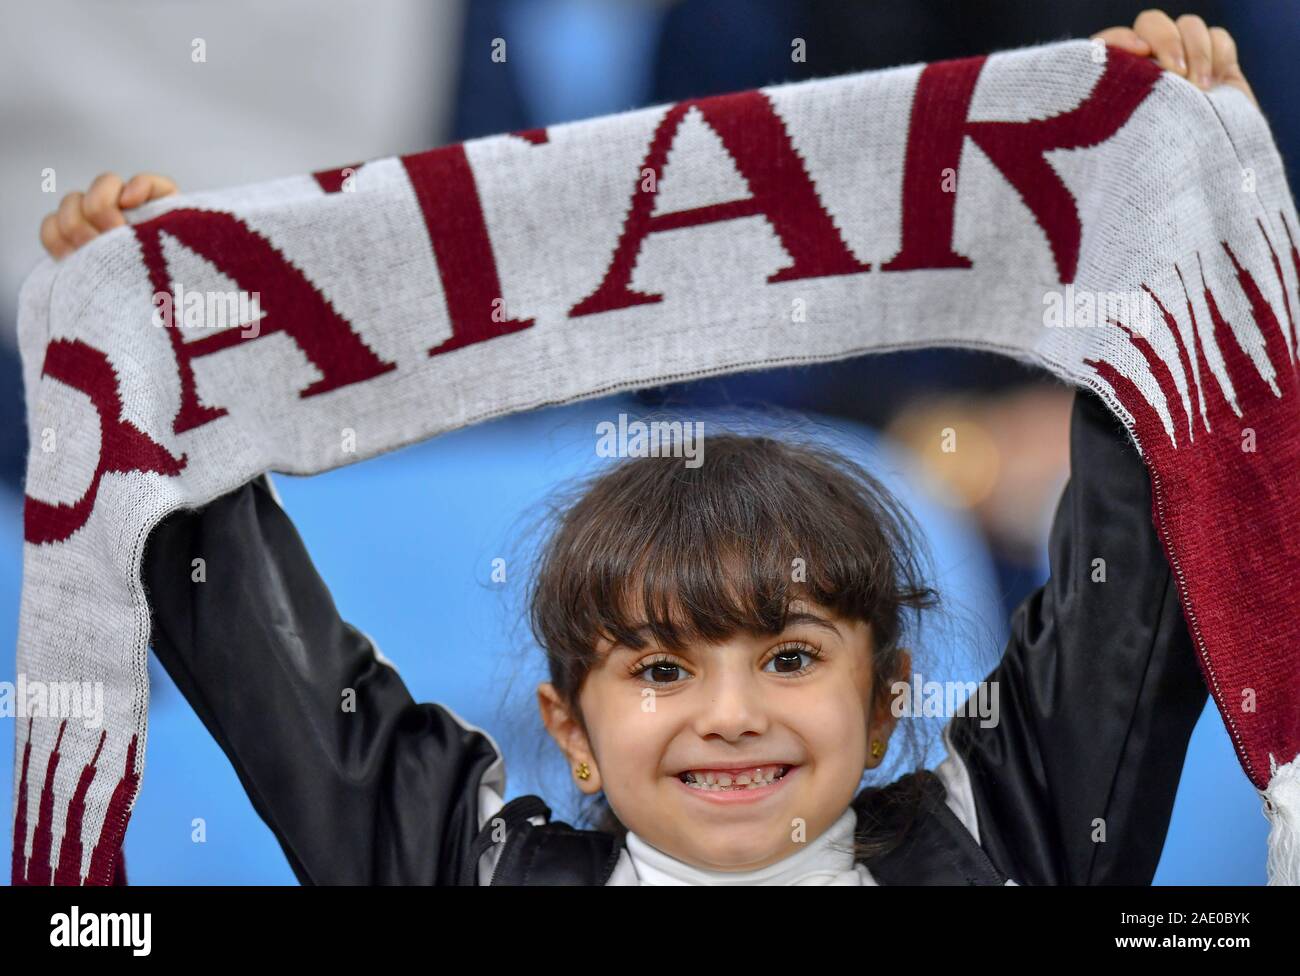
[143,388,1208,885]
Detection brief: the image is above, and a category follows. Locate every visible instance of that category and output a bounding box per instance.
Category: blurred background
[4,0,1295,884]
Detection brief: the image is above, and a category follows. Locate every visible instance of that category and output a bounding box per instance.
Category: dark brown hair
[525,425,941,862]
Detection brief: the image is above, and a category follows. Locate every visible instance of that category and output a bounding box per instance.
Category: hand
[1092,9,1257,108]
[40,171,178,259]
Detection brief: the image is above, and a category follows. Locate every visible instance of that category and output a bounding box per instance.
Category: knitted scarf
[12,39,1300,885]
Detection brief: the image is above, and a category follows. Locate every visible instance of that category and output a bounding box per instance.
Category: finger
[1176,14,1214,88]
[120,172,178,209]
[1090,27,1152,55]
[40,212,71,259]
[1209,26,1258,107]
[119,174,148,207]
[1208,25,1238,79]
[1134,9,1186,75]
[81,172,127,232]
[56,191,98,249]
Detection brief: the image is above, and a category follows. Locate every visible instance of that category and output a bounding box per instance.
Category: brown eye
[630,657,689,684]
[763,645,823,676]
[647,663,683,683]
[771,652,804,673]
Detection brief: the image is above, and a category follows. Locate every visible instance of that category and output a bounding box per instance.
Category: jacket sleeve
[143,474,507,885]
[940,387,1209,885]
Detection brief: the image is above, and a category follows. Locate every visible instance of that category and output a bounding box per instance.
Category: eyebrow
[780,611,844,639]
[611,610,844,653]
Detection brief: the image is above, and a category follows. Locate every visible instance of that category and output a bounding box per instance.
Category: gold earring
[870,739,885,759]
[574,762,591,781]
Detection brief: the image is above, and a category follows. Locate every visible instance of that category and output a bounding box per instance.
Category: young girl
[42,11,1250,885]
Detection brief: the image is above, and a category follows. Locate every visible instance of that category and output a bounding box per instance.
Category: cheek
[771,670,874,775]
[580,680,673,784]
[792,681,872,748]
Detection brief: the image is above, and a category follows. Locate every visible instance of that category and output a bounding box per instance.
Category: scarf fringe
[1264,753,1300,885]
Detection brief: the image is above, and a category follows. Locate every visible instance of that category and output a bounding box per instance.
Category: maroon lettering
[512,128,550,145]
[135,208,397,434]
[313,161,364,194]
[886,48,1162,282]
[24,340,186,545]
[571,90,870,317]
[401,146,535,355]
[882,57,984,274]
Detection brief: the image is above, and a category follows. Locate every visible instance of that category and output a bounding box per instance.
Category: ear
[536,681,602,794]
[868,647,912,766]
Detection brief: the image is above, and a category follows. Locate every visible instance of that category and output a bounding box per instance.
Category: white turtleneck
[606,805,877,885]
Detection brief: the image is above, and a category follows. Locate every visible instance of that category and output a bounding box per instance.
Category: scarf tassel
[1264,752,1300,885]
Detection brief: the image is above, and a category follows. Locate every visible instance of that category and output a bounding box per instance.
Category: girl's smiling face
[537,599,909,872]
[528,432,935,873]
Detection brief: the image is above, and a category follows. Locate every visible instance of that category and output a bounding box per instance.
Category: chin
[684,821,794,871]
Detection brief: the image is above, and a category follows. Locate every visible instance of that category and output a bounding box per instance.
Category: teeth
[681,765,790,791]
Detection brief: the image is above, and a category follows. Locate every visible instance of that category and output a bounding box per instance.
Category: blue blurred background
[5,0,1293,884]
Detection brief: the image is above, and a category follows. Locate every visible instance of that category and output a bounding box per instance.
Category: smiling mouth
[678,765,794,792]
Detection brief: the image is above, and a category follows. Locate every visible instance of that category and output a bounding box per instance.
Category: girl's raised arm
[941,389,1208,884]
[144,475,507,884]
[933,6,1254,890]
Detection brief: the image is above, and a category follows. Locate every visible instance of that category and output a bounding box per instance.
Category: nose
[690,666,769,742]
